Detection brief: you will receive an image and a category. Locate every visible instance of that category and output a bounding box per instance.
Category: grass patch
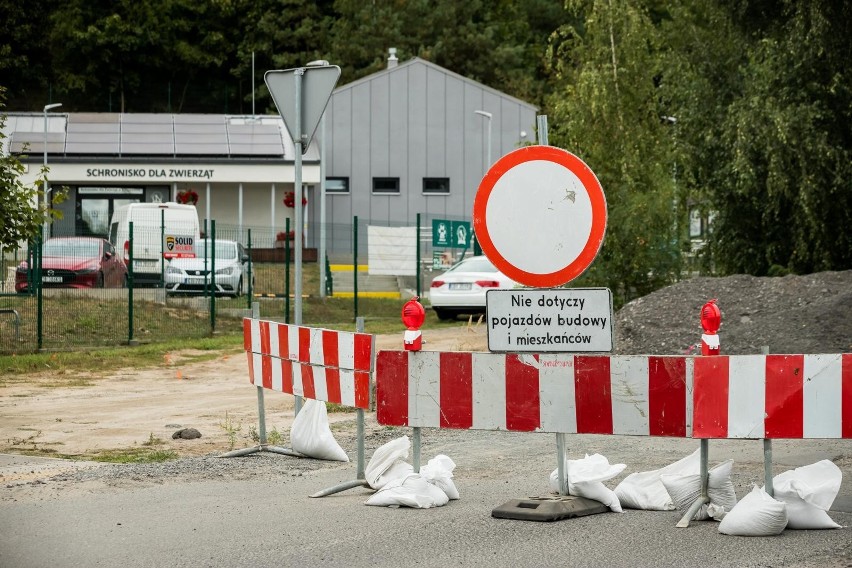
[89,448,179,463]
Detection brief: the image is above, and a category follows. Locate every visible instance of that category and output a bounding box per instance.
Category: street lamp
[474,110,492,256]
[43,103,62,238]
[474,110,492,169]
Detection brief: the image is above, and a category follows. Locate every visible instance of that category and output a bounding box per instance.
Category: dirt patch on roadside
[2,270,849,462]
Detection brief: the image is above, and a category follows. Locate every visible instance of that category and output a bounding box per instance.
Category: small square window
[423,177,450,194]
[326,177,349,194]
[372,177,400,194]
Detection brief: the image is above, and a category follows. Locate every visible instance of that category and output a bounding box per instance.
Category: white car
[428,255,518,320]
[165,239,252,297]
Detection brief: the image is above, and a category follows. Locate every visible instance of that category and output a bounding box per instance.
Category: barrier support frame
[310,316,371,498]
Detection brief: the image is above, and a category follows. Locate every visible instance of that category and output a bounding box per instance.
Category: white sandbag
[365,474,450,508]
[719,486,788,536]
[549,453,626,513]
[289,399,349,462]
[771,460,842,529]
[615,449,701,511]
[420,454,460,500]
[365,436,410,489]
[661,459,737,521]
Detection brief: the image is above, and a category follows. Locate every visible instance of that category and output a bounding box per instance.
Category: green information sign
[432,219,471,248]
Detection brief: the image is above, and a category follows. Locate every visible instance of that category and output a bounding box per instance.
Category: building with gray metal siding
[3,54,537,256]
[319,55,538,233]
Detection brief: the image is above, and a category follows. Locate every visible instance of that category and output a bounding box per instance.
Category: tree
[0,88,66,251]
[707,0,852,274]
[546,0,684,306]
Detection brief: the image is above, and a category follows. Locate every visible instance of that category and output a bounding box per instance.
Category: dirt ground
[2,270,849,461]
[0,325,491,459]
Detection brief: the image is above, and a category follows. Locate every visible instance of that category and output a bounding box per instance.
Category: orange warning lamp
[402,297,425,351]
[700,299,721,334]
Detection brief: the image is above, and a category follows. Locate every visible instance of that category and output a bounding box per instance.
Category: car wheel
[235,278,243,298]
[96,272,105,288]
[434,308,454,321]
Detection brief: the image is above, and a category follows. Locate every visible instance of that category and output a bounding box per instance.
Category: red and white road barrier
[693,353,852,439]
[243,318,374,409]
[376,351,852,439]
[376,351,691,436]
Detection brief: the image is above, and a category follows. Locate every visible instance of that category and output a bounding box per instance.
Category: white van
[109,203,200,286]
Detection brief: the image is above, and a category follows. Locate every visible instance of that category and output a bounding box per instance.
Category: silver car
[165,239,252,297]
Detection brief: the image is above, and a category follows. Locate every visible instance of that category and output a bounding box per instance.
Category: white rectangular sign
[486,288,613,353]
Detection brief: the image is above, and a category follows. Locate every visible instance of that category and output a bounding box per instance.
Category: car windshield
[195,241,237,260]
[446,257,497,273]
[43,239,100,258]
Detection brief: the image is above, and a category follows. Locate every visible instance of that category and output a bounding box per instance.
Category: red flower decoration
[275,231,295,241]
[283,191,307,208]
[177,189,199,205]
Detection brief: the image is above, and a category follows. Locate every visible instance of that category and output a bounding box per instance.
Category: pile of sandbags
[364,436,460,509]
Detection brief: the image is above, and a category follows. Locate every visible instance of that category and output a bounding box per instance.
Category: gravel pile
[614,270,852,355]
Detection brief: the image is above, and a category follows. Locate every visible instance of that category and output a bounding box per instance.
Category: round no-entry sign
[473,145,607,288]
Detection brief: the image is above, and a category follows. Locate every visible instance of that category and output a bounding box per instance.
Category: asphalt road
[1,431,850,568]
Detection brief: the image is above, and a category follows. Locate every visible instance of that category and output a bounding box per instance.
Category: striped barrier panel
[693,353,852,439]
[228,318,376,498]
[243,318,374,409]
[377,351,852,438]
[376,351,691,436]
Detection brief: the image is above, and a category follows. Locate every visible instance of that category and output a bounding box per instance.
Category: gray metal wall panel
[369,74,390,176]
[406,65,428,225]
[350,83,372,221]
[389,68,410,225]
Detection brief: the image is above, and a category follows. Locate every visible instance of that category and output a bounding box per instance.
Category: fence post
[35,234,43,350]
[160,209,165,288]
[285,217,291,324]
[325,254,333,296]
[128,222,134,344]
[353,215,358,322]
[210,220,216,334]
[416,213,421,298]
[246,229,253,309]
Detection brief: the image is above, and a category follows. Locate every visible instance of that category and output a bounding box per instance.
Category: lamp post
[474,110,492,170]
[42,103,62,238]
[474,110,492,256]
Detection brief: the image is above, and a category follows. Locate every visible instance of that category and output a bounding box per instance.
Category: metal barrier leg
[764,438,774,497]
[412,427,421,473]
[220,386,304,459]
[310,408,370,498]
[676,439,710,528]
[556,432,568,496]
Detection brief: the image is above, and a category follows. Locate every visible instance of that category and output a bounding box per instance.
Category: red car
[15,237,128,293]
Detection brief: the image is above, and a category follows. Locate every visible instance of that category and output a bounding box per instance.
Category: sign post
[265,65,341,324]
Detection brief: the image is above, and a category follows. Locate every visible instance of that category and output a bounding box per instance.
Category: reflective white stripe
[685,357,694,437]
[472,352,506,430]
[804,354,842,438]
[728,355,765,438]
[250,319,261,354]
[268,323,280,358]
[291,362,304,397]
[538,354,576,433]
[611,356,650,435]
[287,325,299,361]
[312,366,329,401]
[339,369,356,407]
[338,333,355,370]
[409,351,440,427]
[251,353,262,384]
[271,357,283,391]
[309,328,324,365]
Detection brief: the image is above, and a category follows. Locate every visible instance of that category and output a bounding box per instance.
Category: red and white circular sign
[473,145,607,288]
